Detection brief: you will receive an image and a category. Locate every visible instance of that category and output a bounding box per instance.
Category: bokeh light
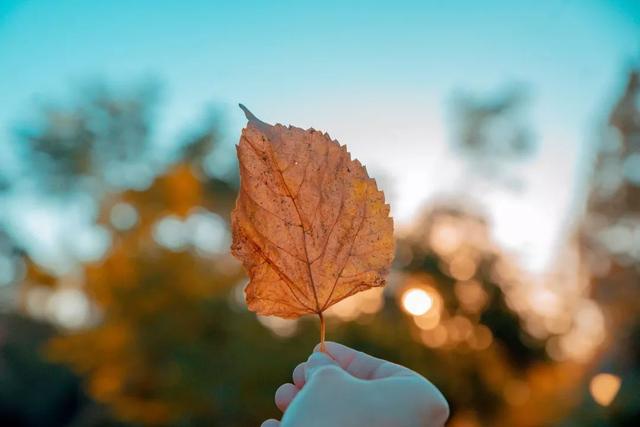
[589,373,622,407]
[401,288,434,316]
[109,202,139,231]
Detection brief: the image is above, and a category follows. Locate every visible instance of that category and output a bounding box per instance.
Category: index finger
[314,341,414,380]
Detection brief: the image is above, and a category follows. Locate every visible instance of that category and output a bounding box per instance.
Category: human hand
[261,341,449,427]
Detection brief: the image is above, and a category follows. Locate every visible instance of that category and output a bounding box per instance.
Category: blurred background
[0,1,639,426]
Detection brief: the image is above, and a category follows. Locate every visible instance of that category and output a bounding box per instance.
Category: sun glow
[401,288,434,316]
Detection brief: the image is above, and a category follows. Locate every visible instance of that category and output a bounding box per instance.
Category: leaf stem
[319,312,326,352]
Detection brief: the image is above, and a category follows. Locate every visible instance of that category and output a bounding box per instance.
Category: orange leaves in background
[230,105,394,344]
[158,164,203,218]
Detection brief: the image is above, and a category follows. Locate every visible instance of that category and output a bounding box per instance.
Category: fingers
[274,383,298,412]
[278,353,340,414]
[313,341,414,380]
[290,351,337,390]
[304,351,339,382]
[261,419,280,427]
[292,362,306,388]
[275,353,342,417]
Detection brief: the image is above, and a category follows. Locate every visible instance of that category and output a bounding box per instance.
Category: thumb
[304,351,340,382]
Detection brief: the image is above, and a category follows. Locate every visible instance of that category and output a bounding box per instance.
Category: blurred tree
[390,205,584,427]
[0,229,26,310]
[46,156,245,425]
[15,82,159,198]
[8,78,632,427]
[0,172,27,311]
[50,194,571,426]
[451,85,534,191]
[561,69,640,426]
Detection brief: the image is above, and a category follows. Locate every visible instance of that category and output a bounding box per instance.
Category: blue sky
[0,0,639,273]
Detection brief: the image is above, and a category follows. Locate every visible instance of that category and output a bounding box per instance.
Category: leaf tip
[238,103,256,121]
[239,104,271,130]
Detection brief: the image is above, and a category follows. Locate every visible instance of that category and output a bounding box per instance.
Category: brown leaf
[231,105,394,319]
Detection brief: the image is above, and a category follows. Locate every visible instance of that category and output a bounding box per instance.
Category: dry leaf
[230,105,394,341]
